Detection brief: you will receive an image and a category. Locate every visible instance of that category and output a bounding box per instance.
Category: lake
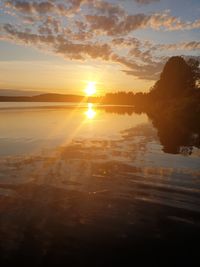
[0,102,200,266]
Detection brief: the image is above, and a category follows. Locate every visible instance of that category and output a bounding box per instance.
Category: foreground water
[0,102,200,266]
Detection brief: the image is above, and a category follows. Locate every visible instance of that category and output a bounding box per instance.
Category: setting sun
[85,82,96,96]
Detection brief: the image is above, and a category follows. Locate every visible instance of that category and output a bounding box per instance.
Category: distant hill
[0,89,45,97]
[0,93,99,103]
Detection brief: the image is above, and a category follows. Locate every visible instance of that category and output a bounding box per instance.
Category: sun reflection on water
[85,103,96,119]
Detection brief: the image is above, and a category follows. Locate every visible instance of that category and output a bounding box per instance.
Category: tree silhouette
[150,56,199,99]
[187,58,200,89]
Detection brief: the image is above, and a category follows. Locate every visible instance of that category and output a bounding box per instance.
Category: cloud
[111,53,164,80]
[5,1,56,14]
[56,40,112,61]
[156,41,200,51]
[2,22,162,80]
[5,0,87,16]
[86,10,200,36]
[1,0,200,81]
[112,37,141,47]
[134,0,160,5]
[92,1,125,17]
[2,23,112,61]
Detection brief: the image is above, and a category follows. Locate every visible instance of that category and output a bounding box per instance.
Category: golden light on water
[85,82,96,96]
[85,103,96,119]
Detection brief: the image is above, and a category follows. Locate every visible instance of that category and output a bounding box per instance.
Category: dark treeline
[103,91,140,105]
[103,57,200,107]
[145,56,200,155]
[104,56,200,155]
[102,91,147,107]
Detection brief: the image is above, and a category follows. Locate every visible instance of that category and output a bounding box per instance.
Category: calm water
[0,102,200,266]
[0,102,147,156]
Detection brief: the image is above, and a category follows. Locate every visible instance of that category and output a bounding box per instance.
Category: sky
[0,0,199,96]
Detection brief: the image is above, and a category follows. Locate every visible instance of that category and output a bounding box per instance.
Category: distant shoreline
[0,93,98,103]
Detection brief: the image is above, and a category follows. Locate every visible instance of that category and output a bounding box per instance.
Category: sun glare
[85,103,96,119]
[85,82,96,96]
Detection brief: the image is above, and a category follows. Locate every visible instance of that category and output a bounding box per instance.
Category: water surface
[0,102,200,266]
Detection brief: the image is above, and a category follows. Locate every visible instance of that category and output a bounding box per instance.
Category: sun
[85,82,96,96]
